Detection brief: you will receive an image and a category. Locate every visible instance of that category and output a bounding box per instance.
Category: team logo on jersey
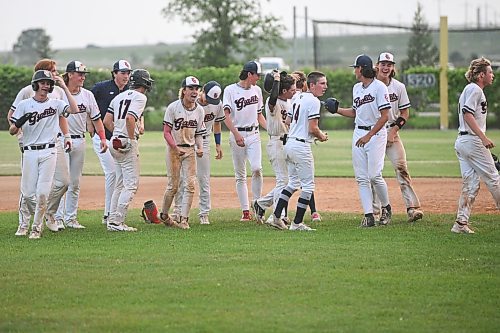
[77,103,87,113]
[280,107,287,122]
[384,94,390,102]
[354,94,375,108]
[204,113,215,122]
[481,101,487,114]
[174,118,198,130]
[234,95,259,111]
[28,107,57,125]
[389,93,398,102]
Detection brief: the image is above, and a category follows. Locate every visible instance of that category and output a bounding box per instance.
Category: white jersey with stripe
[62,87,101,136]
[10,85,65,112]
[352,79,391,127]
[108,89,147,139]
[265,97,289,137]
[197,100,225,136]
[457,82,488,134]
[11,98,69,146]
[163,99,207,146]
[222,83,263,128]
[288,92,321,143]
[386,78,411,124]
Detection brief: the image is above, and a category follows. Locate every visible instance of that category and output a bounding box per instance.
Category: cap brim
[206,96,220,105]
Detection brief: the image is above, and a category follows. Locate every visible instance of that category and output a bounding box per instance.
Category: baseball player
[159,76,207,230]
[9,70,74,239]
[452,57,500,234]
[172,81,225,225]
[270,71,328,231]
[8,59,78,236]
[373,52,423,223]
[253,71,296,224]
[223,60,267,221]
[336,54,393,227]
[52,61,108,229]
[91,60,132,225]
[103,69,154,232]
[291,70,322,223]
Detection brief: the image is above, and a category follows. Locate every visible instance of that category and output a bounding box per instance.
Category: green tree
[12,28,54,66]
[403,2,439,69]
[161,0,285,68]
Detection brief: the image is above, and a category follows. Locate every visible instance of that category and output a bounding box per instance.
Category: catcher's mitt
[492,153,500,172]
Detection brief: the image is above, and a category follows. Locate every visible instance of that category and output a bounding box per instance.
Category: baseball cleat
[45,215,59,232]
[378,207,392,226]
[160,213,176,227]
[269,215,288,230]
[451,222,475,234]
[107,223,136,232]
[101,215,108,225]
[15,226,29,236]
[176,217,190,230]
[199,215,210,225]
[65,220,86,229]
[311,212,322,222]
[252,200,265,224]
[360,215,376,228]
[240,210,252,222]
[28,230,42,239]
[407,208,424,223]
[289,223,316,231]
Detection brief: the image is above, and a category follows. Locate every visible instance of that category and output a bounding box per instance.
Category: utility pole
[304,6,308,67]
[293,6,297,69]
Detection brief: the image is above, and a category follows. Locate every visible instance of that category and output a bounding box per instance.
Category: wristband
[64,133,71,139]
[214,132,221,145]
[97,130,106,140]
[391,116,407,129]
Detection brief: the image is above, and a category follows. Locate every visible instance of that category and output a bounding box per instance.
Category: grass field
[0,209,498,332]
[1,129,499,332]
[2,130,500,177]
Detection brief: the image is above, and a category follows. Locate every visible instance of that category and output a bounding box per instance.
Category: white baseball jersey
[197,100,225,135]
[223,83,263,128]
[265,97,289,137]
[352,79,391,126]
[10,85,65,112]
[386,78,411,124]
[63,88,101,136]
[11,98,69,146]
[288,92,321,143]
[457,82,488,134]
[163,100,207,146]
[108,90,147,139]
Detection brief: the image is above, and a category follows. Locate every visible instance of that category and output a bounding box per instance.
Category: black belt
[177,144,194,148]
[23,143,56,151]
[237,126,258,132]
[459,131,469,136]
[295,138,306,143]
[118,135,139,140]
[58,133,85,139]
[357,125,372,130]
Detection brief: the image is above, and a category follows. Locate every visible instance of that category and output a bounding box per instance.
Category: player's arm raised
[55,75,79,115]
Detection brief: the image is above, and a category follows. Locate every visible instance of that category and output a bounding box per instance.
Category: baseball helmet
[31,70,55,93]
[263,70,288,94]
[129,69,154,91]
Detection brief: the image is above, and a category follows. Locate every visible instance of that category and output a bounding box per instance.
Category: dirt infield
[0,176,498,214]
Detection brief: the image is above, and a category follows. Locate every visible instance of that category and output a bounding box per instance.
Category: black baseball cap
[349,54,373,68]
[204,81,222,105]
[65,60,90,73]
[242,61,262,74]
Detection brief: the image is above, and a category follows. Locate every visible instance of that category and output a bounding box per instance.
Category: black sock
[309,192,317,213]
[274,189,292,218]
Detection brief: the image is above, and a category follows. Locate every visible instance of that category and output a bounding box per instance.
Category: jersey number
[292,103,300,123]
[117,99,131,119]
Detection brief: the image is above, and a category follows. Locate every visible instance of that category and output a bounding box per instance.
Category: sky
[1,0,499,51]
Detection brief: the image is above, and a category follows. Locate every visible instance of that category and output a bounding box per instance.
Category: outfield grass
[1,130,499,177]
[0,209,498,332]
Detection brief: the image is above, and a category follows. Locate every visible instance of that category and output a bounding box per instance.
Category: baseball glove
[322,97,339,114]
[492,153,500,172]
